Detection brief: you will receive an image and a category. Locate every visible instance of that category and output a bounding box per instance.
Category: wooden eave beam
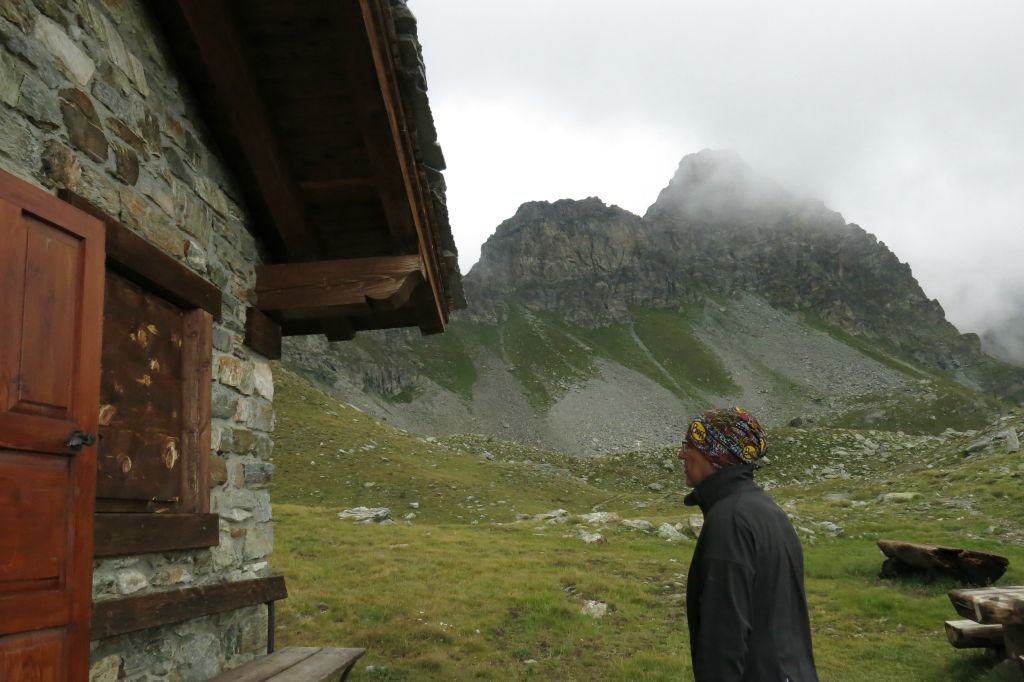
[332,0,448,330]
[255,254,423,313]
[176,0,320,259]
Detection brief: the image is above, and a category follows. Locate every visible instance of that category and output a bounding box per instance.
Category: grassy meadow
[268,367,1024,680]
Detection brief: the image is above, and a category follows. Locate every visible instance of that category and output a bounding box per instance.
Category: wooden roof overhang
[152,0,462,351]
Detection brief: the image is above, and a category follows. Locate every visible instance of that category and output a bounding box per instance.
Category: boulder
[1007,429,1020,454]
[816,521,844,537]
[621,519,654,532]
[687,515,704,539]
[657,523,686,542]
[337,507,392,524]
[578,511,620,525]
[534,509,570,524]
[580,600,608,618]
[876,492,920,503]
[577,530,607,545]
[964,439,992,455]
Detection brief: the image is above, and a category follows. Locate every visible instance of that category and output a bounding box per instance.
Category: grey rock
[34,14,94,85]
[816,521,844,537]
[534,509,570,524]
[243,525,273,560]
[338,507,393,523]
[243,461,275,488]
[1007,429,1020,453]
[877,492,920,503]
[16,72,60,129]
[964,440,991,455]
[115,569,148,595]
[89,655,121,682]
[621,519,654,532]
[578,511,619,525]
[657,523,686,541]
[212,327,234,353]
[577,530,606,545]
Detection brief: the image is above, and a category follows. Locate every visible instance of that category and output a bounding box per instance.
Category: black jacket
[685,466,818,682]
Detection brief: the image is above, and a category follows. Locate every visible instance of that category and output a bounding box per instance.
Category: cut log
[945,619,1004,649]
[878,540,1009,586]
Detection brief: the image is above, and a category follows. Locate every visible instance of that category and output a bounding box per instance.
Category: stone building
[0,1,461,679]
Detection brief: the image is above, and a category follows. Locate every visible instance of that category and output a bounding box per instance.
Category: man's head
[677,407,767,487]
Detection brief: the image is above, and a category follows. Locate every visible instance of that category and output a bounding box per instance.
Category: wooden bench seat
[212,647,365,682]
[945,619,1004,649]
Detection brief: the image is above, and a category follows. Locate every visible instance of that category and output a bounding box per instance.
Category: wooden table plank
[270,648,365,682]
[949,587,1024,625]
[211,648,320,681]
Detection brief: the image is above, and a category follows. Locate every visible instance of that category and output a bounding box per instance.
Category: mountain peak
[645,148,799,224]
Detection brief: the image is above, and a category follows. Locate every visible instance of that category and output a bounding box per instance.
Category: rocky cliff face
[464,198,660,325]
[468,150,981,372]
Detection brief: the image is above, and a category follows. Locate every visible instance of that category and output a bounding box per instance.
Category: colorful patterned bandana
[685,407,767,469]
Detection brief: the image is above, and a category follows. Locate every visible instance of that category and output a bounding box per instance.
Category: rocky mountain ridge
[469,150,977,372]
[283,150,1023,453]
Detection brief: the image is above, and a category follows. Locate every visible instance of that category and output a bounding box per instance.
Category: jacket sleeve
[692,556,756,681]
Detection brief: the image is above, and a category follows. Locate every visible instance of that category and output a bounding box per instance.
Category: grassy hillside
[418,305,741,408]
[269,366,1024,681]
[390,302,1002,434]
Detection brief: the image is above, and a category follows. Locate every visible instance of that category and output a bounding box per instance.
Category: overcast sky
[413,0,1024,336]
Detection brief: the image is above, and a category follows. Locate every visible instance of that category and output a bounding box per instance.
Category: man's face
[678,442,715,487]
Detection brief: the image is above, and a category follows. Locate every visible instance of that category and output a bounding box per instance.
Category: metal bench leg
[267,601,275,654]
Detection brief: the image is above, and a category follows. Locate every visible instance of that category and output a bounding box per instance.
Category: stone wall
[0,1,277,678]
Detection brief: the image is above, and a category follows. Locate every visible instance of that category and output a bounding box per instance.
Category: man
[679,407,818,681]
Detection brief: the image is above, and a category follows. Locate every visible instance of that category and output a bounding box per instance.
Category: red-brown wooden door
[0,170,105,681]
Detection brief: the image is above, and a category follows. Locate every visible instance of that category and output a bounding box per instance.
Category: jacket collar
[683,465,755,513]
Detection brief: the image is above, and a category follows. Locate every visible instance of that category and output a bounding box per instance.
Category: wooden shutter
[0,169,105,681]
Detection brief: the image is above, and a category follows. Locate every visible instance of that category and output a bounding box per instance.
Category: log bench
[211,647,365,682]
[945,619,1005,661]
[948,586,1024,679]
[878,539,1008,585]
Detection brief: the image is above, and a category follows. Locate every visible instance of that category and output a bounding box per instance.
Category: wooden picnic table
[949,586,1024,677]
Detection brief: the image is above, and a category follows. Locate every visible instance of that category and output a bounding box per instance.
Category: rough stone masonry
[0,0,278,678]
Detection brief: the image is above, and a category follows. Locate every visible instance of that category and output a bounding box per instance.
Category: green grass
[500,308,595,409]
[823,378,1005,434]
[631,307,740,397]
[409,329,478,401]
[575,323,670,387]
[269,366,1024,680]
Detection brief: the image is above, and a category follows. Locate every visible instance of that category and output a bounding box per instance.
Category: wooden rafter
[177,0,320,259]
[255,254,423,312]
[332,0,448,330]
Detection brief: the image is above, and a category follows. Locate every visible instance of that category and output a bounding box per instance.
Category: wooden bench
[945,619,1005,661]
[211,647,365,682]
[948,586,1024,679]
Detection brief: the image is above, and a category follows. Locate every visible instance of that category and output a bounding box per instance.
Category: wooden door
[0,170,105,681]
